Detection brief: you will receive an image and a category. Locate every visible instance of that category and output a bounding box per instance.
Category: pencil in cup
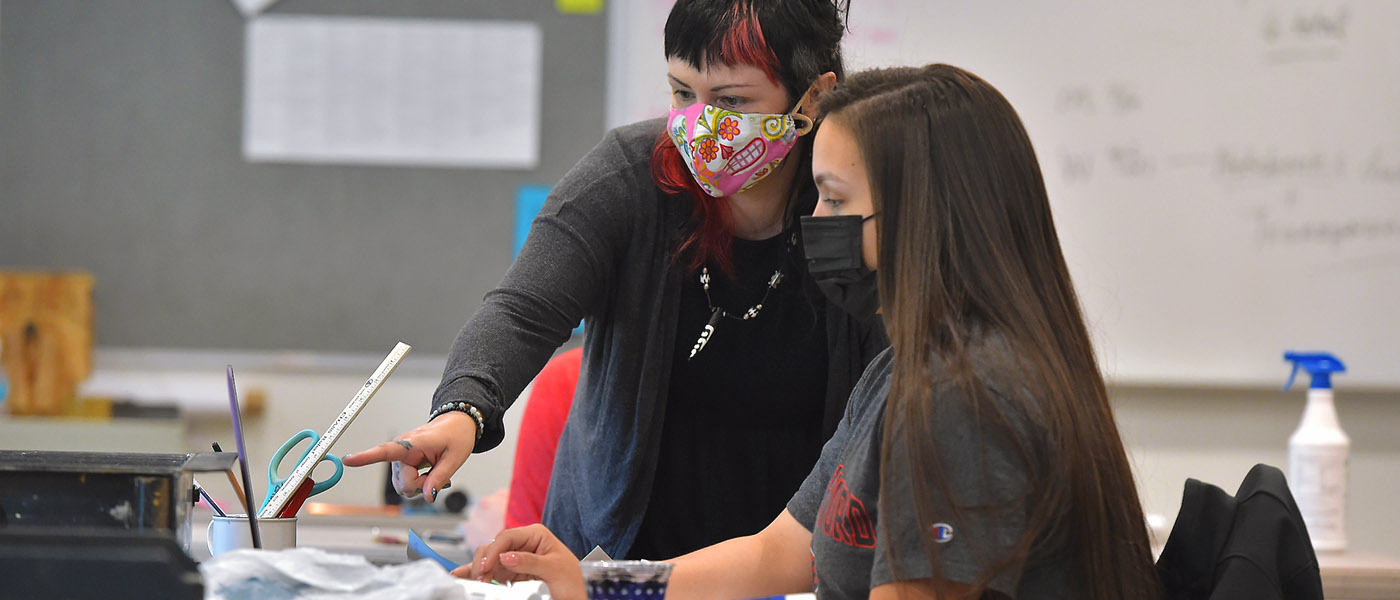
[213,442,251,512]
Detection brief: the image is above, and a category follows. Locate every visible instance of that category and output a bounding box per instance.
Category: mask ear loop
[793,111,815,135]
[789,86,818,136]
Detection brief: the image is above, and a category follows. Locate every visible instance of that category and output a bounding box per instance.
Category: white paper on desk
[201,547,468,599]
[244,15,541,169]
[581,546,613,562]
[459,580,549,600]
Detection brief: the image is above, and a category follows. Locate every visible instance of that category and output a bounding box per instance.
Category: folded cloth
[200,547,468,600]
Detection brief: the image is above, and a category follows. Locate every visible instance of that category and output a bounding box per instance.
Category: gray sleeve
[789,349,894,530]
[786,408,850,532]
[870,382,1035,595]
[432,127,647,452]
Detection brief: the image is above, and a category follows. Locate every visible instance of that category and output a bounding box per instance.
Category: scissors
[260,428,344,514]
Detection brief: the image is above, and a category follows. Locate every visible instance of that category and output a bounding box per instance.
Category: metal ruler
[258,341,412,519]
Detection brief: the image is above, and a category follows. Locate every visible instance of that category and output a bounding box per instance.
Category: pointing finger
[344,439,421,467]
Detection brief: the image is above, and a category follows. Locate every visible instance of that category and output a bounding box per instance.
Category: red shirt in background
[504,347,583,529]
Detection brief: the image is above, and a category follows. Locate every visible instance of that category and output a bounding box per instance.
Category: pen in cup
[194,479,228,517]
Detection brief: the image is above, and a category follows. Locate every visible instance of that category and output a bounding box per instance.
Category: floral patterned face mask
[666,89,814,197]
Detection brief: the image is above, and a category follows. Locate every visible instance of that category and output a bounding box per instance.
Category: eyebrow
[813,173,843,187]
[667,73,756,93]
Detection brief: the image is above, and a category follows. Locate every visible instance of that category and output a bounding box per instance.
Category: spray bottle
[1283,350,1348,552]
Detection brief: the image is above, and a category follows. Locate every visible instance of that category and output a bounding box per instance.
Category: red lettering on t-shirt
[816,464,876,548]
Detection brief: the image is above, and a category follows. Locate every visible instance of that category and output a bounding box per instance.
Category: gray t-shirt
[788,343,1078,599]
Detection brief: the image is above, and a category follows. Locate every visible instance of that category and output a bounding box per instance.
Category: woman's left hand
[454,524,586,600]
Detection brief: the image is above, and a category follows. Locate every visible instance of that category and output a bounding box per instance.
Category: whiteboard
[608,0,1400,387]
[245,16,542,168]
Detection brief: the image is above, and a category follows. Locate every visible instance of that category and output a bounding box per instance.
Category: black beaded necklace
[688,230,798,359]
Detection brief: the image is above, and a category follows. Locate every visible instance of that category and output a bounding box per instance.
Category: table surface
[190,507,475,567]
[1318,551,1400,600]
[189,509,1400,599]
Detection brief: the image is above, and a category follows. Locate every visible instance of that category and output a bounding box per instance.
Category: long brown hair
[822,65,1160,599]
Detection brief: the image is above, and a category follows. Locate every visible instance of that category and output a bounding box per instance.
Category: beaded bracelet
[429,401,485,443]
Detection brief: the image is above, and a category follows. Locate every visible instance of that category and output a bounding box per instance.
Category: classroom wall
[0,0,607,354]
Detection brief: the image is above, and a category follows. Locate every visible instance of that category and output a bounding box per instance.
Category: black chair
[1155,463,1324,600]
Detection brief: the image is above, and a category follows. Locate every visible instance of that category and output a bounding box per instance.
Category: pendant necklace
[688,231,798,359]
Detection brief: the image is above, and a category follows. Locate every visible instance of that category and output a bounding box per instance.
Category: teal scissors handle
[261,428,343,513]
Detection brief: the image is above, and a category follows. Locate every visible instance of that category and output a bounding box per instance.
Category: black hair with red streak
[653,0,849,272]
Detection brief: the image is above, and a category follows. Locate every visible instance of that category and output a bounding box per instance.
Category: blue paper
[408,529,461,572]
[515,184,584,336]
[514,184,552,258]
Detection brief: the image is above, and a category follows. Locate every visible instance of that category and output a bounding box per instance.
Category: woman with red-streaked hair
[347,0,888,560]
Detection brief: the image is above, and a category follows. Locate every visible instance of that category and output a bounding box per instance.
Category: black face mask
[800,214,880,323]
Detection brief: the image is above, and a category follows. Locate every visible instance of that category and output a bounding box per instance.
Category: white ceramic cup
[207,515,297,557]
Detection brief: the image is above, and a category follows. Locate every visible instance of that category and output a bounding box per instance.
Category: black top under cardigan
[432,118,889,557]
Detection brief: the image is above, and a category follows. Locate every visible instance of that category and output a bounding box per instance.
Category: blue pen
[194,479,227,517]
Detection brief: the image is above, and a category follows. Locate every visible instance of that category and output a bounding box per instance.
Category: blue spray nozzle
[1283,351,1347,391]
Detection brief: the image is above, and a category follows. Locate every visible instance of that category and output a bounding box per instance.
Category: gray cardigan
[433,118,889,557]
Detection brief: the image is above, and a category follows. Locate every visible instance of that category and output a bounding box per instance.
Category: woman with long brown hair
[797,62,1161,599]
[470,63,1161,599]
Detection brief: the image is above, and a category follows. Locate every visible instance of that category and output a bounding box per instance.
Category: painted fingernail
[501,552,518,566]
[430,487,439,501]
[442,481,452,489]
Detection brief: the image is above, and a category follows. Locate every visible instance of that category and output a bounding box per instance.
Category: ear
[798,71,840,120]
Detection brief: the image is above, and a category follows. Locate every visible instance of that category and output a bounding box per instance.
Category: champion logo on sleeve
[931,522,955,543]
